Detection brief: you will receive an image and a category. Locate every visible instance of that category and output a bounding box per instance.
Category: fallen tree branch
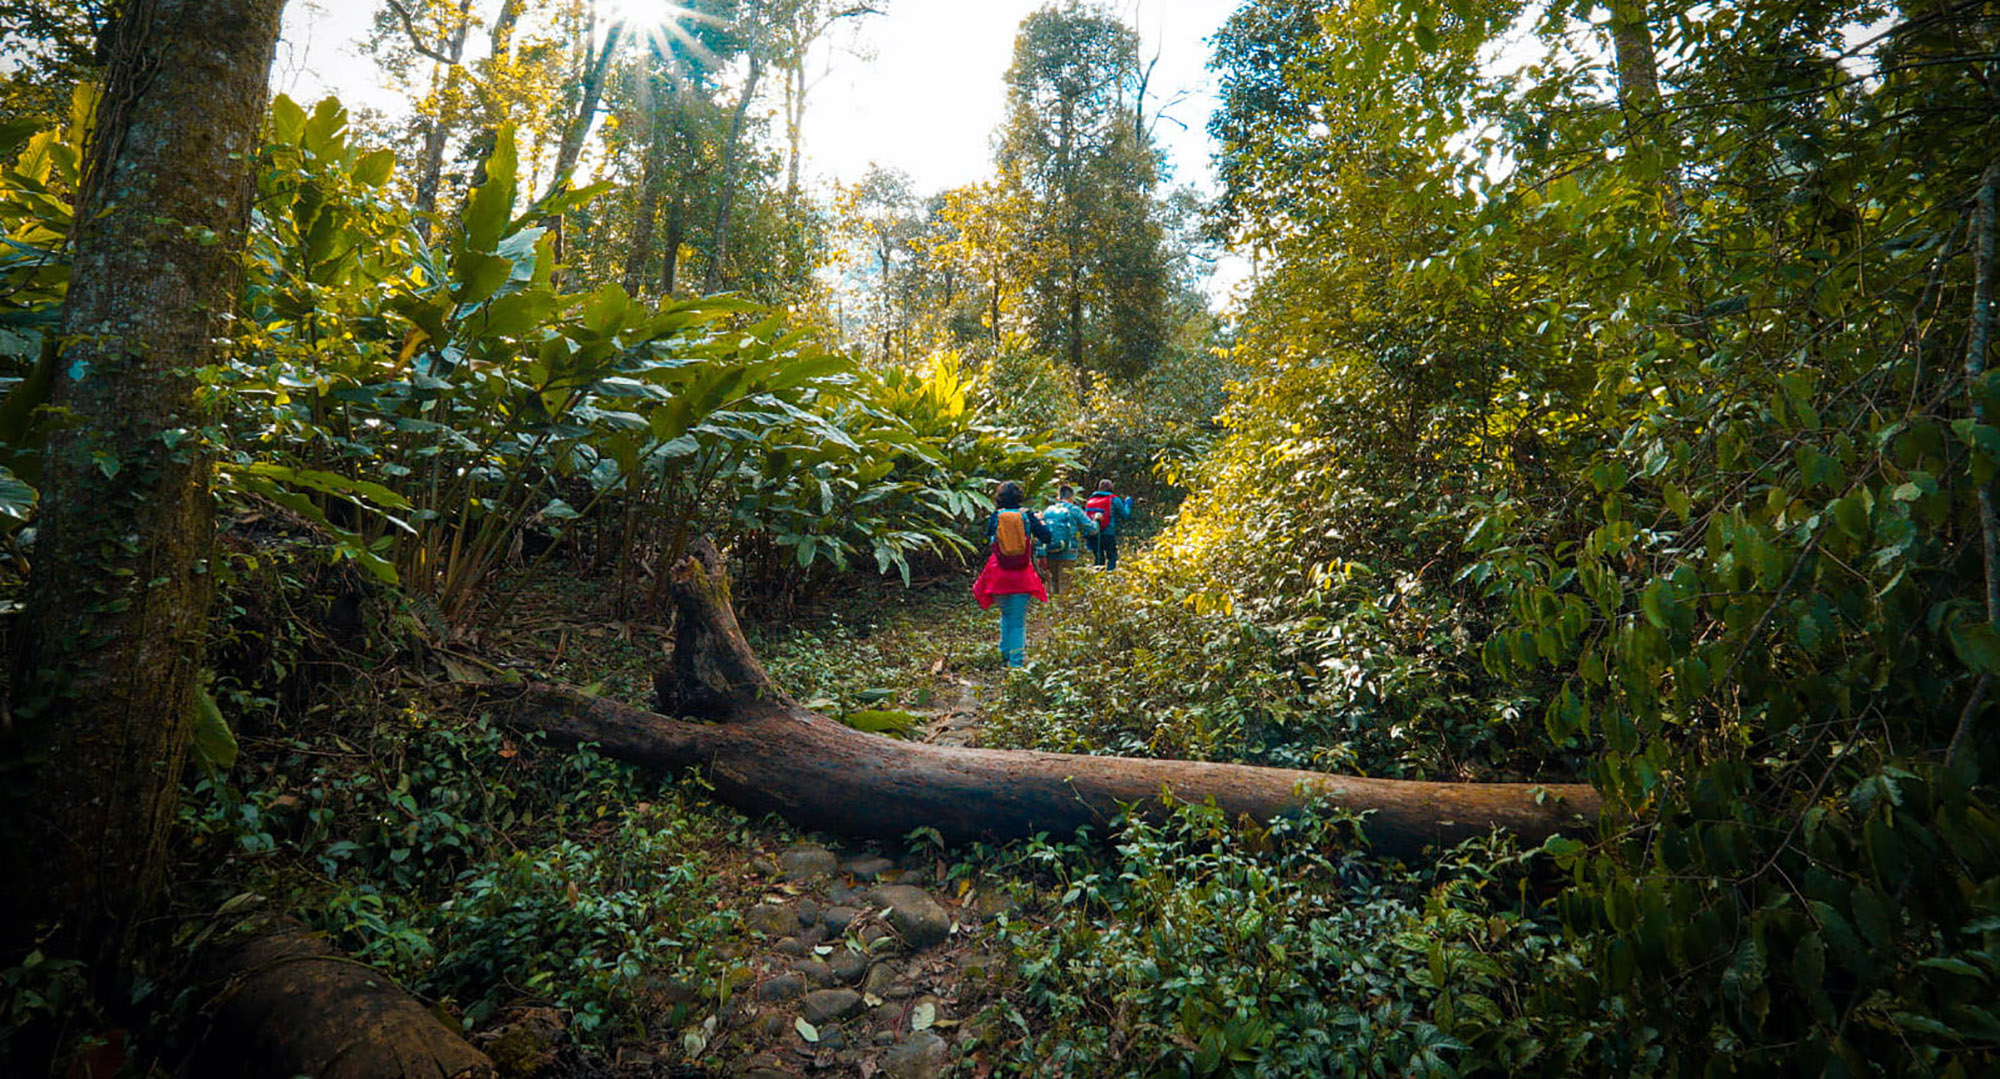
[195,913,492,1079]
[473,539,1600,859]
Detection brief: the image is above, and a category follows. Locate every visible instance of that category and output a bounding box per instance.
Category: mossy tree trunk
[2,0,287,966]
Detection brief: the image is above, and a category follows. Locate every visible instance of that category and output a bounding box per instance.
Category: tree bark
[408,0,477,229]
[545,21,622,199]
[479,540,1601,859]
[703,47,767,295]
[622,74,670,296]
[2,0,286,965]
[1606,0,1684,217]
[195,914,493,1079]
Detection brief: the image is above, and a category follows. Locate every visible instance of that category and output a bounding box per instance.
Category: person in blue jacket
[1038,484,1098,597]
[1082,479,1136,571]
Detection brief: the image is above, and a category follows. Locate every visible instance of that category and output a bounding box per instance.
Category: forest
[0,0,1995,1075]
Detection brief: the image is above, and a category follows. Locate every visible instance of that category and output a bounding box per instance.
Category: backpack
[993,509,1034,570]
[1083,493,1115,534]
[1043,504,1079,557]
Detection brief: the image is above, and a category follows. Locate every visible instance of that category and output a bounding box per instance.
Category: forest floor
[467,563,1104,1079]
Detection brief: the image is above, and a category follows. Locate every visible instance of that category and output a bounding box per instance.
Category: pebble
[842,855,895,881]
[733,1057,792,1079]
[753,973,806,1002]
[828,948,869,985]
[960,951,1004,982]
[973,890,1017,919]
[860,967,900,999]
[749,856,779,878]
[792,958,834,987]
[866,885,953,950]
[881,1031,949,1079]
[773,936,808,958]
[745,903,799,937]
[758,1012,791,1040]
[794,897,819,925]
[798,923,828,947]
[799,987,864,1026]
[779,846,839,880]
[827,881,860,904]
[823,905,862,932]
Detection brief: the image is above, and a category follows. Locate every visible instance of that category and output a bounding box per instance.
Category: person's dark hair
[996,480,1025,508]
[1058,484,1074,498]
[1096,479,1114,492]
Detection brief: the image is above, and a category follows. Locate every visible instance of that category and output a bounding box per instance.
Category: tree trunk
[545,21,623,198]
[623,78,669,296]
[411,0,476,230]
[1607,0,1683,217]
[195,914,493,1079]
[661,186,687,296]
[703,49,768,295]
[2,0,286,965]
[479,540,1601,859]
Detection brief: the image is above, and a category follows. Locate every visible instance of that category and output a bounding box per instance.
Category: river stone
[823,905,862,932]
[779,846,839,880]
[745,903,798,937]
[828,948,869,985]
[861,962,912,998]
[842,855,895,881]
[733,1057,792,1079]
[754,972,806,1002]
[974,890,1017,919]
[794,898,820,925]
[799,987,864,1026]
[882,1031,949,1079]
[773,936,808,958]
[867,885,952,949]
[793,958,834,987]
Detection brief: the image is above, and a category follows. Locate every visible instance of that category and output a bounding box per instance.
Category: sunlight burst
[600,0,722,70]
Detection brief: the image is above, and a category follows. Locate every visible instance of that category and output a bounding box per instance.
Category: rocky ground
[471,577,1048,1079]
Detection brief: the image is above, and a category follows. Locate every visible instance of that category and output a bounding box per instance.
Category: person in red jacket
[1082,479,1136,571]
[972,480,1052,667]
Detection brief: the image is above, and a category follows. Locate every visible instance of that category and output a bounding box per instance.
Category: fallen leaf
[794,1017,819,1043]
[912,1003,936,1031]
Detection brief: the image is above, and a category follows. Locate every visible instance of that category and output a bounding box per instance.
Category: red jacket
[973,551,1047,607]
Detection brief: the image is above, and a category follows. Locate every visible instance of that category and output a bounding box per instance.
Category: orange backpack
[993,510,1033,570]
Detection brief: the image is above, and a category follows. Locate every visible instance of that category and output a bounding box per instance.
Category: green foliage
[1185,0,2000,1071]
[988,801,1613,1077]
[182,709,738,1041]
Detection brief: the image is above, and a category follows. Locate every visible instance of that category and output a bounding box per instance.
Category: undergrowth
[965,800,1622,1078]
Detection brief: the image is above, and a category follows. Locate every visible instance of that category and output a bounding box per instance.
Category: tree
[0,0,106,128]
[996,1,1168,382]
[1,0,289,966]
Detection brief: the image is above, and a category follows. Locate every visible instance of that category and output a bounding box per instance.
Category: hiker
[972,480,1053,667]
[1038,483,1098,597]
[1082,479,1136,571]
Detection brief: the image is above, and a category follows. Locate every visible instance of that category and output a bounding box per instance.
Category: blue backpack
[1043,503,1082,557]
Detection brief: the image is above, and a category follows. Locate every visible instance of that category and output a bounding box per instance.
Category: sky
[272,0,1243,201]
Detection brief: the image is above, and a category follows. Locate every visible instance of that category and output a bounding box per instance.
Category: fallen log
[194,913,492,1079]
[481,540,1600,858]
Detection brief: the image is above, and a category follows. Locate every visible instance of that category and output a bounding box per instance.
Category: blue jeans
[997,593,1031,667]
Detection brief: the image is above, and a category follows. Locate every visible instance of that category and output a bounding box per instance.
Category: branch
[383,0,459,66]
